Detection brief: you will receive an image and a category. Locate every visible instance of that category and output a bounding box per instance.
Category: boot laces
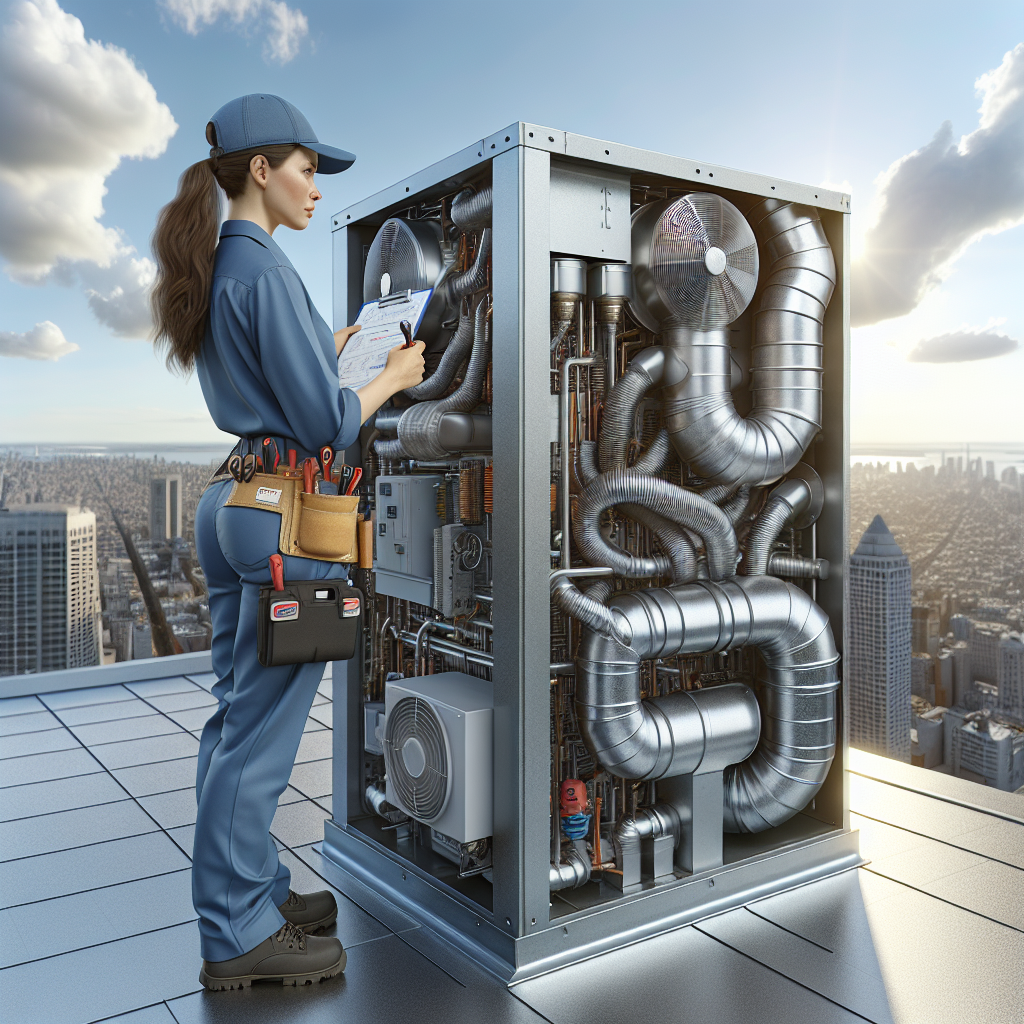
[284,889,303,908]
[274,920,307,950]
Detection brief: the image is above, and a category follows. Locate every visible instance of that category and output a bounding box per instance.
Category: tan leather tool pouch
[225,474,362,563]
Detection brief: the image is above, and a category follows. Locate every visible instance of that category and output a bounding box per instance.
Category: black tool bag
[257,581,363,667]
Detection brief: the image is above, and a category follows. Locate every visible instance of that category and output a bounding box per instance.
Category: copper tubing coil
[459,459,484,524]
[483,462,493,515]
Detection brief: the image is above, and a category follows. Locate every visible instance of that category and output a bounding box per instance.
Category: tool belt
[225,473,362,563]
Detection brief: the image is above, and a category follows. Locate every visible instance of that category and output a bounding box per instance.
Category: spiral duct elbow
[740,476,814,575]
[573,575,839,831]
[444,229,491,306]
[657,201,836,487]
[402,302,476,401]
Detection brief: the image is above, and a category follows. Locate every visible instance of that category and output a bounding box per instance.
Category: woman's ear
[248,154,270,191]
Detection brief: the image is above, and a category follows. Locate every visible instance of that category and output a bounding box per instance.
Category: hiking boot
[199,921,345,990]
[278,888,338,934]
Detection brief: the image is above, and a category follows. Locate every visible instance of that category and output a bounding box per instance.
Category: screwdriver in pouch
[302,458,317,494]
[263,438,281,474]
[338,464,354,495]
[316,446,338,494]
[345,467,363,496]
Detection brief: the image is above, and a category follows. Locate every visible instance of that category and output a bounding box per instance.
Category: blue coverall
[193,220,362,962]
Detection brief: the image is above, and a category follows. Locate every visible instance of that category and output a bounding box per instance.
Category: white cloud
[852,43,1024,328]
[163,0,308,64]
[0,321,79,361]
[82,255,158,338]
[0,0,178,281]
[907,328,1019,363]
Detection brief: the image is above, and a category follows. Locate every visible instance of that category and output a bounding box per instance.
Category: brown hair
[151,142,299,374]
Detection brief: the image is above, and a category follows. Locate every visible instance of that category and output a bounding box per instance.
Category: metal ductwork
[574,574,840,832]
[375,297,491,461]
[622,196,836,487]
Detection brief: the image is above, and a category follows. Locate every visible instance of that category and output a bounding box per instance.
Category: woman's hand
[354,340,426,423]
[334,324,362,358]
[382,340,426,390]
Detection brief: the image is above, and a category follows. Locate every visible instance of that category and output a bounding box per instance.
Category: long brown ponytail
[151,143,298,374]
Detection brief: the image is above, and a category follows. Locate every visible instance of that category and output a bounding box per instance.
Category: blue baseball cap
[206,94,355,174]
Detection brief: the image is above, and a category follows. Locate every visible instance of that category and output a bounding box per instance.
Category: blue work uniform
[192,220,362,962]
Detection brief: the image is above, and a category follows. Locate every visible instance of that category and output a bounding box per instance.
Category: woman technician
[151,94,424,991]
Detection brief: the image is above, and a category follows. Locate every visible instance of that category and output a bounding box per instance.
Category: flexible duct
[769,553,829,579]
[575,574,840,831]
[741,476,814,575]
[377,298,491,461]
[574,468,737,581]
[653,201,835,486]
[402,301,477,401]
[450,186,492,233]
[551,575,629,644]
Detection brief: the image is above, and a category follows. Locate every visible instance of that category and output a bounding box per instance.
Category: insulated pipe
[378,299,492,461]
[444,228,491,306]
[403,301,476,401]
[612,803,681,863]
[741,476,814,575]
[768,553,830,580]
[365,781,406,823]
[574,574,840,832]
[656,201,836,486]
[450,186,492,233]
[574,468,738,581]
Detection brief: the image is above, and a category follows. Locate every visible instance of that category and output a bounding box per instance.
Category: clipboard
[338,288,433,390]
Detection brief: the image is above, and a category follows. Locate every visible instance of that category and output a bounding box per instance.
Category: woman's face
[257,147,321,231]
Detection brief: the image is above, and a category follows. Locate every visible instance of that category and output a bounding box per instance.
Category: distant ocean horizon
[3,440,1023,472]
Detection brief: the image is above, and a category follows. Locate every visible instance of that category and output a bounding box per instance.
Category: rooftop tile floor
[1,668,1021,1024]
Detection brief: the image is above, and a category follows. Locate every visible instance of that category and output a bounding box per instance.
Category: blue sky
[1,0,1021,445]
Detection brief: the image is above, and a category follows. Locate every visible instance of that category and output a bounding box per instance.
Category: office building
[950,614,971,642]
[969,621,1005,685]
[0,505,102,676]
[998,633,1024,722]
[847,515,912,761]
[150,475,182,542]
[132,621,153,660]
[911,652,935,705]
[944,707,1024,792]
[911,604,939,657]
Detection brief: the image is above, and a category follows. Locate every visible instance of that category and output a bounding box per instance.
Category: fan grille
[649,194,758,329]
[383,696,450,821]
[363,219,430,301]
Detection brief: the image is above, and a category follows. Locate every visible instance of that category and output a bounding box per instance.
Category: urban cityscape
[2,446,1023,792]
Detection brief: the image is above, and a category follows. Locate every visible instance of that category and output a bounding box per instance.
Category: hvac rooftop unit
[383,672,493,844]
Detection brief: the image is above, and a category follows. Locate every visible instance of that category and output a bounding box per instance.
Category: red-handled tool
[269,554,284,591]
[345,467,363,496]
[288,449,297,470]
[302,458,317,494]
[399,320,415,349]
[318,445,334,483]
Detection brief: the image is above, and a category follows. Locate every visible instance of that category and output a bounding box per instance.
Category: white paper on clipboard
[337,288,432,390]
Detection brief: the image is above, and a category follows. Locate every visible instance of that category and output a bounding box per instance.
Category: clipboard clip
[378,289,413,309]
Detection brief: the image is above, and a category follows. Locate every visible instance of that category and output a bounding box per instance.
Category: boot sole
[200,948,346,991]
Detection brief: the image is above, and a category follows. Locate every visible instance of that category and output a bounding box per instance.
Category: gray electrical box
[374,474,443,606]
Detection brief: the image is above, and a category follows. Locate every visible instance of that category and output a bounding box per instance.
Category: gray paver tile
[0,798,157,862]
[53,699,157,726]
[0,869,194,969]
[112,757,198,798]
[38,685,133,710]
[287,758,331,799]
[270,799,330,848]
[0,710,61,736]
[125,677,200,698]
[308,704,332,728]
[89,732,200,770]
[0,921,201,1024]
[67,715,182,746]
[0,772,123,823]
[294,730,331,764]
[0,747,99,788]
[146,691,218,713]
[139,788,198,830]
[184,671,217,691]
[102,1005,179,1023]
[0,727,80,759]
[166,706,217,732]
[0,695,45,717]
[0,831,190,908]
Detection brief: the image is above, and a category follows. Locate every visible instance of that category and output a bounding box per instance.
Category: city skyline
[0,1,1022,446]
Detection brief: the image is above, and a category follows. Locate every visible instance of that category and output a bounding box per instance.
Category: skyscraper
[998,633,1024,723]
[847,515,912,761]
[0,505,103,676]
[150,475,182,542]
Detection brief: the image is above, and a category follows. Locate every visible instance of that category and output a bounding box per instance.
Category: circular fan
[383,696,451,821]
[630,194,759,332]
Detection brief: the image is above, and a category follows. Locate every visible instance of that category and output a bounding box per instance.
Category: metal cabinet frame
[322,123,858,984]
